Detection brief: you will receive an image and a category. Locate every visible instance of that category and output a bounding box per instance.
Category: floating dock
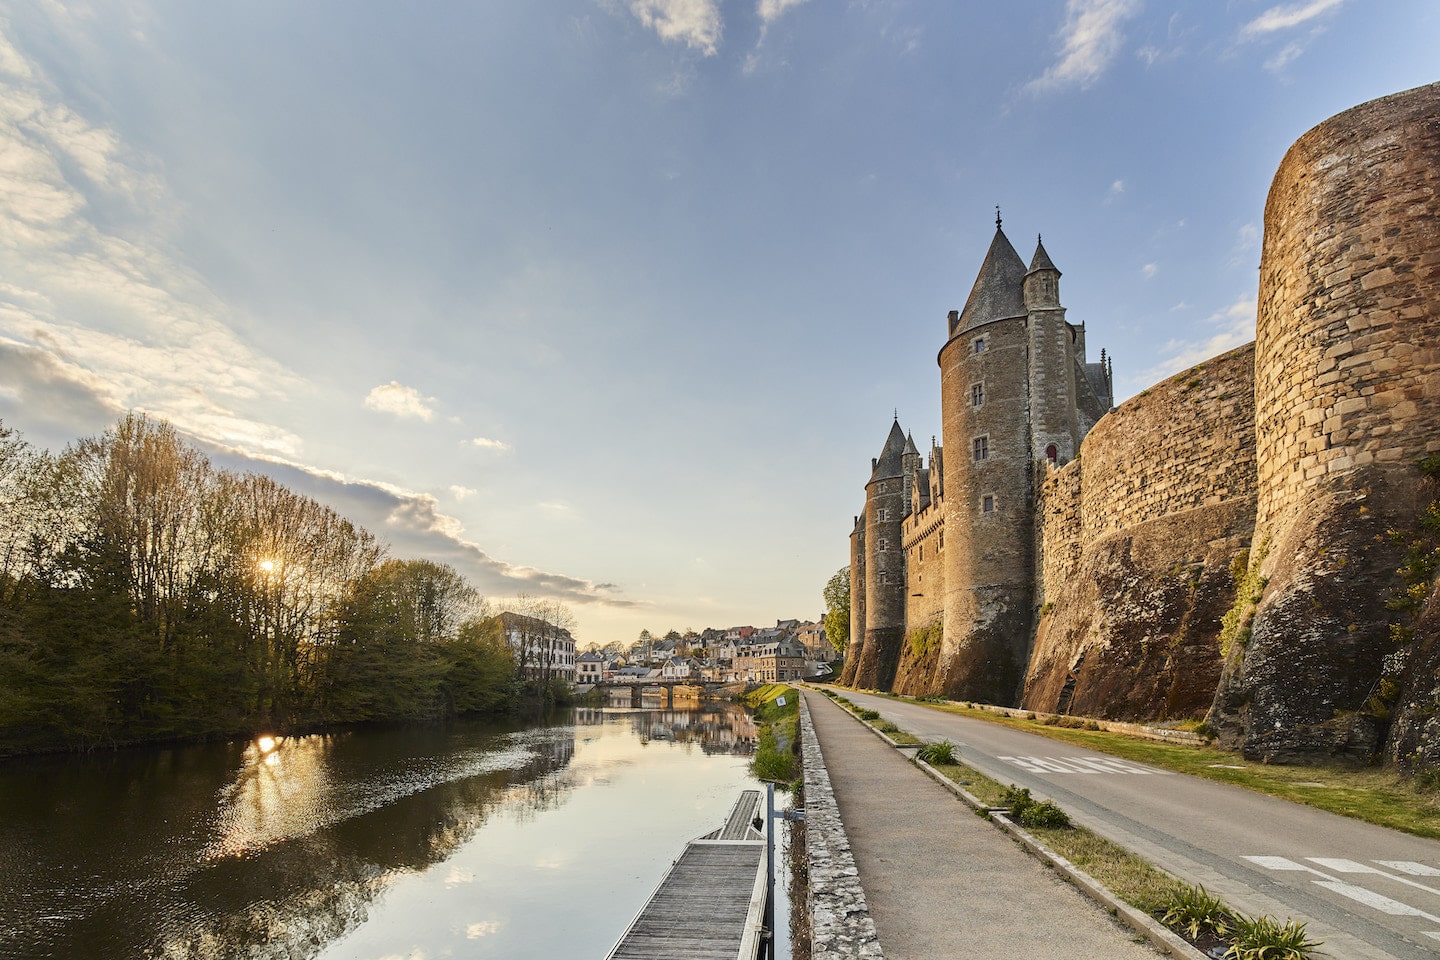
[607,789,769,960]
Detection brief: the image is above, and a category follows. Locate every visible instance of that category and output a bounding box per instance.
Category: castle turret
[1025,237,1078,468]
[852,419,909,689]
[935,219,1036,704]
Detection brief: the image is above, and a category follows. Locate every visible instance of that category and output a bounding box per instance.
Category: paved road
[802,690,1163,960]
[827,687,1440,960]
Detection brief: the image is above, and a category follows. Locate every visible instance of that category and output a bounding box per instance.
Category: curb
[824,693,1209,960]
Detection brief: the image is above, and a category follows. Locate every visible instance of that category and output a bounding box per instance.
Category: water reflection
[0,703,766,960]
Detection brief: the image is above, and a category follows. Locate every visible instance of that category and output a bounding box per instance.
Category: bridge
[592,677,729,707]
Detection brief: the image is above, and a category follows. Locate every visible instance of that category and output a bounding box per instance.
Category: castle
[840,215,1113,703]
[842,82,1440,766]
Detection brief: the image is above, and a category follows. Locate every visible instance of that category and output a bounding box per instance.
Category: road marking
[997,755,1167,775]
[1379,861,1440,877]
[1246,856,1440,928]
[1426,931,1440,942]
[1307,858,1440,899]
[1311,880,1440,923]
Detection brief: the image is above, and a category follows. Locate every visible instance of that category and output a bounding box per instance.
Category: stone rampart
[1026,346,1257,720]
[1078,344,1257,543]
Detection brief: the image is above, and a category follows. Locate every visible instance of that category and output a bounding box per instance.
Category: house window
[971,382,984,407]
[982,495,995,514]
[973,436,989,461]
[1046,444,1059,464]
[974,337,986,354]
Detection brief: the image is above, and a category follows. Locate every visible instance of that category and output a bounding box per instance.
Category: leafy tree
[823,567,850,660]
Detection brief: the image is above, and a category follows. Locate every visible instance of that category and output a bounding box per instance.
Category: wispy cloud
[744,0,811,73]
[1228,223,1260,267]
[1024,0,1144,95]
[468,436,511,452]
[0,21,306,458]
[364,381,436,421]
[1240,0,1344,38]
[629,0,722,55]
[1105,178,1126,202]
[1141,262,1158,279]
[449,485,479,501]
[1140,295,1256,384]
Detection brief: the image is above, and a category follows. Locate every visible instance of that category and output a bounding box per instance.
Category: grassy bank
[745,684,800,786]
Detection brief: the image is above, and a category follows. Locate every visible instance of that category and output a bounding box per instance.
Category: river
[0,699,793,960]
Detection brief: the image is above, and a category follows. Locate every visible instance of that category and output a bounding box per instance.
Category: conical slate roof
[871,419,909,480]
[904,431,919,456]
[956,226,1028,333]
[1027,236,1060,276]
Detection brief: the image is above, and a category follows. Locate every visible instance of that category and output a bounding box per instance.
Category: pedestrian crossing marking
[997,754,1169,775]
[1379,861,1440,877]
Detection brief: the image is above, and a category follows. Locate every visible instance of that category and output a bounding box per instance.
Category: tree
[822,567,850,661]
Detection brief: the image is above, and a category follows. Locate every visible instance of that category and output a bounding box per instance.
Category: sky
[0,1,1435,645]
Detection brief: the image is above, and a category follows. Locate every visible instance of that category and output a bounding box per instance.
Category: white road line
[1378,861,1440,877]
[1425,931,1440,942]
[1307,859,1440,899]
[996,755,1168,775]
[1311,880,1440,923]
[1242,856,1328,875]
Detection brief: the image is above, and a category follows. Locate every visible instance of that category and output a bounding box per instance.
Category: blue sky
[0,0,1434,644]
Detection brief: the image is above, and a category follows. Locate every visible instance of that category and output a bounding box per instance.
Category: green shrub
[1018,799,1071,829]
[858,708,881,721]
[916,740,956,765]
[1000,784,1072,828]
[1160,885,1232,940]
[1224,914,1321,960]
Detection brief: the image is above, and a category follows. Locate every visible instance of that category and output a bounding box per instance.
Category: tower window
[982,495,995,514]
[973,436,989,461]
[971,382,984,407]
[879,571,888,584]
[879,507,888,521]
[879,538,888,552]
[974,337,986,354]
[1046,444,1059,464]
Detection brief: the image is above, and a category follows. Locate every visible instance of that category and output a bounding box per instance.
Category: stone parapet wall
[800,697,884,960]
[1079,344,1257,543]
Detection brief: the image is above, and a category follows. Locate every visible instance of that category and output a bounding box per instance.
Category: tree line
[0,413,533,757]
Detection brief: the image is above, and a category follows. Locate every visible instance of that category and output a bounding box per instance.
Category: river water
[0,700,792,960]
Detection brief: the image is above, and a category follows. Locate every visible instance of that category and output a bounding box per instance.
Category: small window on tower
[879,571,888,585]
[974,337,986,354]
[879,538,888,552]
[971,382,984,407]
[1046,444,1059,464]
[973,436,989,461]
[982,495,995,514]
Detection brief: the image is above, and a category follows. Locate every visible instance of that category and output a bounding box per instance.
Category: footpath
[801,688,1162,960]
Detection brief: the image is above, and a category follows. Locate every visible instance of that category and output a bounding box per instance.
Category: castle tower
[1024,238,1078,467]
[936,220,1036,704]
[839,513,865,686]
[851,419,909,689]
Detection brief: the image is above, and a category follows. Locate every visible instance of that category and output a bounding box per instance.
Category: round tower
[853,419,909,689]
[1210,81,1440,760]
[1024,237,1077,466]
[936,221,1036,704]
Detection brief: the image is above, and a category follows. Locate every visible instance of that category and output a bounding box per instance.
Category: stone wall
[1078,344,1257,543]
[1025,346,1257,720]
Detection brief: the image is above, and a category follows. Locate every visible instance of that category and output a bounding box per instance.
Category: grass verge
[914,699,1440,840]
[746,685,800,786]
